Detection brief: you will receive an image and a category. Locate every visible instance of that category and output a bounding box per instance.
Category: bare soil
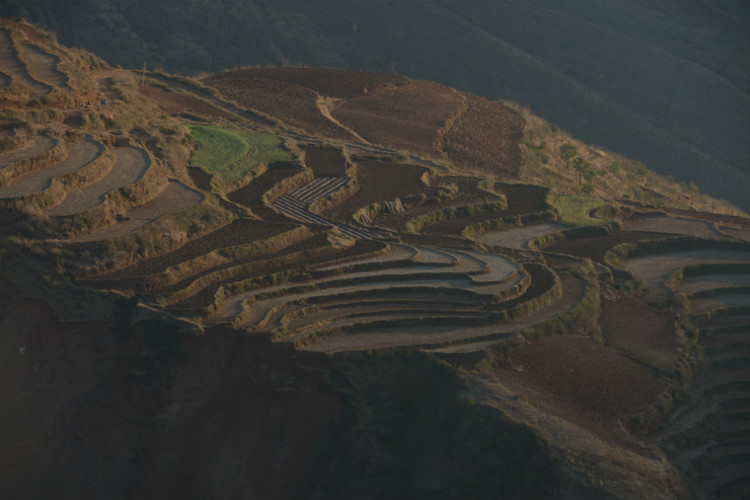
[301,145,347,177]
[547,230,670,261]
[0,27,51,96]
[0,134,56,170]
[443,94,524,179]
[203,74,354,140]
[92,219,298,282]
[70,180,204,243]
[219,67,408,98]
[323,158,434,223]
[332,80,463,158]
[492,335,666,424]
[48,145,150,215]
[141,83,235,120]
[601,293,677,372]
[0,138,103,198]
[20,42,70,91]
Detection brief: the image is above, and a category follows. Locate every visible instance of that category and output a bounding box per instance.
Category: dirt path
[0,139,103,198]
[316,96,369,143]
[70,180,204,242]
[0,135,56,170]
[47,146,150,216]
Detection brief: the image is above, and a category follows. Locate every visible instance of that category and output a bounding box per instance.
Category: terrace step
[0,138,104,198]
[301,273,586,354]
[20,43,70,91]
[0,28,52,96]
[0,134,57,170]
[46,145,151,215]
[273,176,376,239]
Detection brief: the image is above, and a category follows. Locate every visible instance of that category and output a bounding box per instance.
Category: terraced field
[0,27,52,96]
[0,134,56,169]
[0,138,103,198]
[47,145,150,215]
[20,43,70,91]
[2,21,750,499]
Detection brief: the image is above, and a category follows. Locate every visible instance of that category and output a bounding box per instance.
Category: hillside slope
[2,19,750,499]
[1,0,748,211]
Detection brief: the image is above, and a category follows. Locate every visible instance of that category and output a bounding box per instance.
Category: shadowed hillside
[2,18,750,499]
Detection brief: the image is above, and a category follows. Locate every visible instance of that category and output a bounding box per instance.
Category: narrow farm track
[0,134,56,169]
[0,28,52,96]
[0,138,103,198]
[47,145,151,215]
[69,180,204,242]
[19,43,70,91]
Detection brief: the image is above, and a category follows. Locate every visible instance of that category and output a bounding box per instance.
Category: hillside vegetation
[1,19,750,500]
[1,0,748,212]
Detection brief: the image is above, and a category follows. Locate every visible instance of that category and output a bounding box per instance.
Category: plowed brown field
[443,95,524,179]
[332,80,463,158]
[301,145,347,177]
[203,75,354,140]
[217,67,408,98]
[141,84,235,120]
[322,158,434,223]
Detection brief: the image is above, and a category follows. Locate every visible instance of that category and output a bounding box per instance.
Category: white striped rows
[274,193,375,240]
[288,176,350,204]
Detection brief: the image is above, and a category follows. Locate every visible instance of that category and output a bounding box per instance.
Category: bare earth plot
[680,273,750,295]
[47,146,150,216]
[0,28,52,96]
[0,139,103,198]
[622,215,730,240]
[475,223,565,249]
[20,43,70,91]
[0,134,56,169]
[622,250,750,302]
[70,180,204,242]
[307,274,587,354]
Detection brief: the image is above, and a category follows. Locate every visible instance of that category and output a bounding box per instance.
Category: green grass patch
[552,195,606,226]
[188,125,293,185]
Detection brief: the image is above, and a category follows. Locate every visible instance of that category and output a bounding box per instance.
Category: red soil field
[495,182,549,216]
[332,80,463,158]
[217,67,408,98]
[322,158,435,223]
[141,84,235,120]
[494,334,665,422]
[203,74,354,140]
[443,94,524,179]
[301,145,347,177]
[601,294,677,372]
[546,230,671,261]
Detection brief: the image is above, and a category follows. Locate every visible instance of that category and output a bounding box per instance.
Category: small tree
[559,143,577,168]
[573,156,590,186]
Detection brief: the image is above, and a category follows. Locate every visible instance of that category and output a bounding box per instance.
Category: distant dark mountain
[2,0,748,209]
